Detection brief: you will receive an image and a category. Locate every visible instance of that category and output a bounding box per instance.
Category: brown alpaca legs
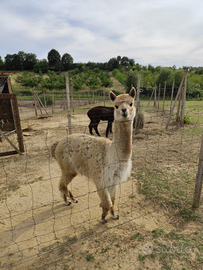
[89,120,101,136]
[59,173,78,205]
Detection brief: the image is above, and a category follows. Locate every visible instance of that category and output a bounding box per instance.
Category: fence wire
[0,98,203,269]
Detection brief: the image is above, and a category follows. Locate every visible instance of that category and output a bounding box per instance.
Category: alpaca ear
[109,91,117,101]
[129,87,136,99]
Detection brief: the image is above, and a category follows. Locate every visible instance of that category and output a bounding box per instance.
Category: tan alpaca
[51,88,136,223]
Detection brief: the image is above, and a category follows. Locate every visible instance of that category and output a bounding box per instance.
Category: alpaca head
[109,87,136,122]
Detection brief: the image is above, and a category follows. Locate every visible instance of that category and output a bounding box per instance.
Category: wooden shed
[0,71,24,156]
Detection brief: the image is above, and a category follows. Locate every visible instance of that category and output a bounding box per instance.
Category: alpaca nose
[122,108,128,116]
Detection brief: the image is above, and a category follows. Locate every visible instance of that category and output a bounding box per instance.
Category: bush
[112,69,127,85]
[40,94,53,106]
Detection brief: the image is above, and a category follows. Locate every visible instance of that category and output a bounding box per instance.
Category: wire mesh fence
[0,96,203,269]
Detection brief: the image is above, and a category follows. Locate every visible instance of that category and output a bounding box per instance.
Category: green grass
[85,253,94,262]
[134,100,203,223]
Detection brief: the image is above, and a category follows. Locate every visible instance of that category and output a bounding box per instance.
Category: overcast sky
[1,0,203,68]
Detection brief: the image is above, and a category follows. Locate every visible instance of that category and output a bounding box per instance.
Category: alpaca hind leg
[59,173,78,205]
[108,186,119,220]
[97,188,112,223]
[93,121,101,136]
[106,122,110,137]
[89,121,94,135]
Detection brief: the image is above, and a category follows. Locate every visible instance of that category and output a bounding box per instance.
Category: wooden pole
[79,93,81,106]
[71,87,73,109]
[65,73,72,135]
[180,70,188,127]
[147,88,155,107]
[158,83,161,109]
[134,74,141,134]
[33,88,37,116]
[165,74,185,129]
[11,94,24,153]
[63,89,65,110]
[0,129,22,155]
[43,91,46,107]
[103,88,106,106]
[33,90,48,115]
[162,81,166,113]
[52,89,54,113]
[170,79,175,113]
[154,84,157,107]
[33,92,43,115]
[192,134,203,208]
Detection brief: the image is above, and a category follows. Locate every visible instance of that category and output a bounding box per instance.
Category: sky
[1,0,203,68]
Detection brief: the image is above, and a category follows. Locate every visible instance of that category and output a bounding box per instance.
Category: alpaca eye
[115,105,118,109]
[130,103,133,107]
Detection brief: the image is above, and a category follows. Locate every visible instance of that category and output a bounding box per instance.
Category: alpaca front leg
[108,186,119,220]
[100,207,109,224]
[110,199,119,220]
[98,189,112,223]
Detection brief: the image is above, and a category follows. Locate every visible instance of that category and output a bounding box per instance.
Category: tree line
[0,49,136,73]
[1,48,203,98]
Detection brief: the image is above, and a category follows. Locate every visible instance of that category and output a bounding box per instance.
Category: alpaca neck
[111,120,133,161]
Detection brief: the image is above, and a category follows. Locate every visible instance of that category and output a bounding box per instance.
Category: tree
[4,51,36,70]
[129,58,135,67]
[4,53,22,70]
[61,53,73,70]
[23,53,37,70]
[47,49,61,71]
[0,56,4,69]
[125,70,138,92]
[34,59,49,73]
[18,51,26,69]
[107,58,119,70]
[121,56,130,69]
[148,64,155,73]
[155,67,172,86]
[134,63,142,71]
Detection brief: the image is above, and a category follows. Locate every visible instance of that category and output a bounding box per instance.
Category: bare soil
[0,101,202,270]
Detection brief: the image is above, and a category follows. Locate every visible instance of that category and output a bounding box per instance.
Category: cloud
[1,0,203,67]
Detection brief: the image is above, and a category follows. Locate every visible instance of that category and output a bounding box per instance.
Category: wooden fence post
[33,90,48,115]
[63,89,65,110]
[162,81,166,113]
[147,87,155,107]
[52,89,54,113]
[192,134,203,208]
[134,74,141,134]
[65,73,72,135]
[43,91,46,107]
[79,93,81,106]
[180,70,188,126]
[158,83,161,109]
[71,87,73,109]
[103,88,106,106]
[170,79,175,113]
[33,88,37,116]
[154,84,157,107]
[165,74,185,129]
[88,91,90,104]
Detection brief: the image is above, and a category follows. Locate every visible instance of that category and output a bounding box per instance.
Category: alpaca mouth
[122,112,128,118]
